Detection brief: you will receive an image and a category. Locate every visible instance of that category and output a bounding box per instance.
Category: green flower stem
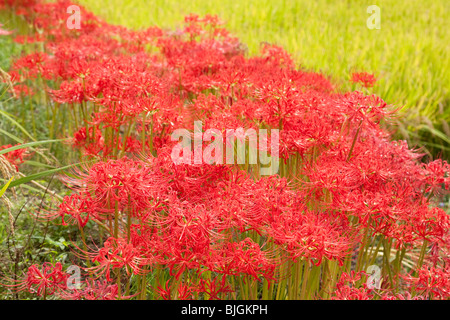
[299,259,310,300]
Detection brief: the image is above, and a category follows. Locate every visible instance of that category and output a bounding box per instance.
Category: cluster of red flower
[350,72,377,88]
[1,0,450,300]
[0,144,31,170]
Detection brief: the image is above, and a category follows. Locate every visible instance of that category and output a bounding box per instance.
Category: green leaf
[0,162,85,189]
[0,139,68,156]
[0,177,50,195]
[23,160,55,169]
[417,125,450,144]
[0,109,36,142]
[0,176,13,197]
[0,127,23,144]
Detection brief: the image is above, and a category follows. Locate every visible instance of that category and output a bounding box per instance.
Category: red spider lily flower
[412,206,450,243]
[86,237,151,281]
[330,271,374,300]
[421,159,450,195]
[266,208,356,266]
[72,126,105,157]
[13,35,38,44]
[176,282,196,300]
[2,262,69,298]
[59,279,123,300]
[11,52,49,80]
[124,137,142,154]
[350,72,377,88]
[260,43,295,69]
[212,238,277,282]
[402,267,450,299]
[0,144,32,170]
[70,157,160,214]
[12,84,35,97]
[156,279,173,300]
[330,285,374,300]
[381,292,425,300]
[196,276,233,300]
[156,277,230,300]
[57,192,98,229]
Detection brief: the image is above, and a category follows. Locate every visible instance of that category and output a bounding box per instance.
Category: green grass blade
[0,162,83,189]
[0,139,68,156]
[0,176,13,197]
[0,127,23,144]
[0,177,60,197]
[417,125,450,144]
[23,160,55,169]
[0,109,36,142]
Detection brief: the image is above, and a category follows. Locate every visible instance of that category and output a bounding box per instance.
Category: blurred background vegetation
[76,0,450,160]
